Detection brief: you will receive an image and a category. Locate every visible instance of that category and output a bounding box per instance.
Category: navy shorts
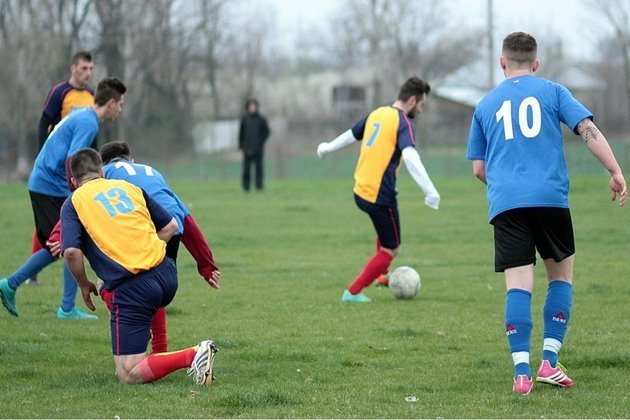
[492,207,575,272]
[354,194,401,250]
[109,258,178,355]
[29,191,66,248]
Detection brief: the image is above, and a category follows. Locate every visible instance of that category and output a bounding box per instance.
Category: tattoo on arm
[578,119,600,144]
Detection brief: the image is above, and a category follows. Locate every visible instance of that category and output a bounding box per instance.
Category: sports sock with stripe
[542,280,572,367]
[506,288,533,378]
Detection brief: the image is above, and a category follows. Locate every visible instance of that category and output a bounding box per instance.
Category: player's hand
[424,192,440,210]
[317,142,329,158]
[46,240,62,258]
[79,280,99,312]
[610,173,627,207]
[205,270,221,289]
[97,279,114,311]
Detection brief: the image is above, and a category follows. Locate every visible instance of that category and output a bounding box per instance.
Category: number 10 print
[495,96,542,140]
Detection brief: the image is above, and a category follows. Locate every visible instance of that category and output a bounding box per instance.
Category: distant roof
[433,86,487,108]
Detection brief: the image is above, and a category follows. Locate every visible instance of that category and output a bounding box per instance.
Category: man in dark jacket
[239,98,270,191]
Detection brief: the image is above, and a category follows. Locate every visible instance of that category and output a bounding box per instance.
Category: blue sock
[8,249,56,290]
[543,280,572,366]
[60,263,78,312]
[506,289,533,377]
[515,362,531,378]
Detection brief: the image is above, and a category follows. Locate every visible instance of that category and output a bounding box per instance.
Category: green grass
[0,175,628,418]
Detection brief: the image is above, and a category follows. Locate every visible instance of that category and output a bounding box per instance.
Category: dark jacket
[239,112,270,156]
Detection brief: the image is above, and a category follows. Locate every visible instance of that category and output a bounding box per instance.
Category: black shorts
[354,194,400,250]
[492,207,575,272]
[166,234,181,262]
[29,191,66,249]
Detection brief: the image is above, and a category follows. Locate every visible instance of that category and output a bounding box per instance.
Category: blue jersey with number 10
[466,75,592,221]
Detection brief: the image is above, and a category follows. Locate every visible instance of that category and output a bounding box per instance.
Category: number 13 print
[94,188,135,217]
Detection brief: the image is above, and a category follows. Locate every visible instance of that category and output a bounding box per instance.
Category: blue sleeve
[143,190,175,231]
[60,197,84,252]
[466,112,487,160]
[67,119,98,157]
[153,169,191,217]
[351,116,368,139]
[556,84,593,134]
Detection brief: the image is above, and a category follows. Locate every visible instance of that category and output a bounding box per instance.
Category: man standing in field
[317,76,440,303]
[27,51,95,286]
[239,98,270,192]
[0,78,126,320]
[466,31,627,394]
[61,148,218,385]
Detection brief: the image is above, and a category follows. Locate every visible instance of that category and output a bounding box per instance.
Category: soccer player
[317,76,440,303]
[61,148,218,385]
[466,32,627,395]
[98,140,221,353]
[28,51,95,286]
[0,77,126,320]
[37,51,95,149]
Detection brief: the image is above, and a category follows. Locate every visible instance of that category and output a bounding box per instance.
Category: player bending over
[61,148,218,385]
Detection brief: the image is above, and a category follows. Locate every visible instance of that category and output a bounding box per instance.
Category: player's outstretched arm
[317,129,358,158]
[182,214,220,289]
[577,119,627,206]
[401,147,440,210]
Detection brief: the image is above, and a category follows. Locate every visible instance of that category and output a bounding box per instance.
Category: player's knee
[381,247,399,257]
[115,366,143,384]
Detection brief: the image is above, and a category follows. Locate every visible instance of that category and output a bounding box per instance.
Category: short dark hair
[94,77,127,106]
[71,51,92,65]
[398,76,431,102]
[502,32,537,65]
[70,148,102,182]
[100,141,131,165]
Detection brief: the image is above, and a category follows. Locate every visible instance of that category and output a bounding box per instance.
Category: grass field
[0,174,628,418]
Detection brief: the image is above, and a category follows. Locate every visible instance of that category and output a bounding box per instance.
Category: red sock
[151,307,168,353]
[136,347,197,383]
[348,249,393,294]
[31,229,43,253]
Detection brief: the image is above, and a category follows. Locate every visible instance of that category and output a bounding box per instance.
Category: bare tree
[583,0,630,132]
[344,0,391,107]
[194,0,226,118]
[597,0,630,107]
[332,0,483,105]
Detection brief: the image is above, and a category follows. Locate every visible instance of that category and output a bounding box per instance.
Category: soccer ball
[389,266,421,299]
